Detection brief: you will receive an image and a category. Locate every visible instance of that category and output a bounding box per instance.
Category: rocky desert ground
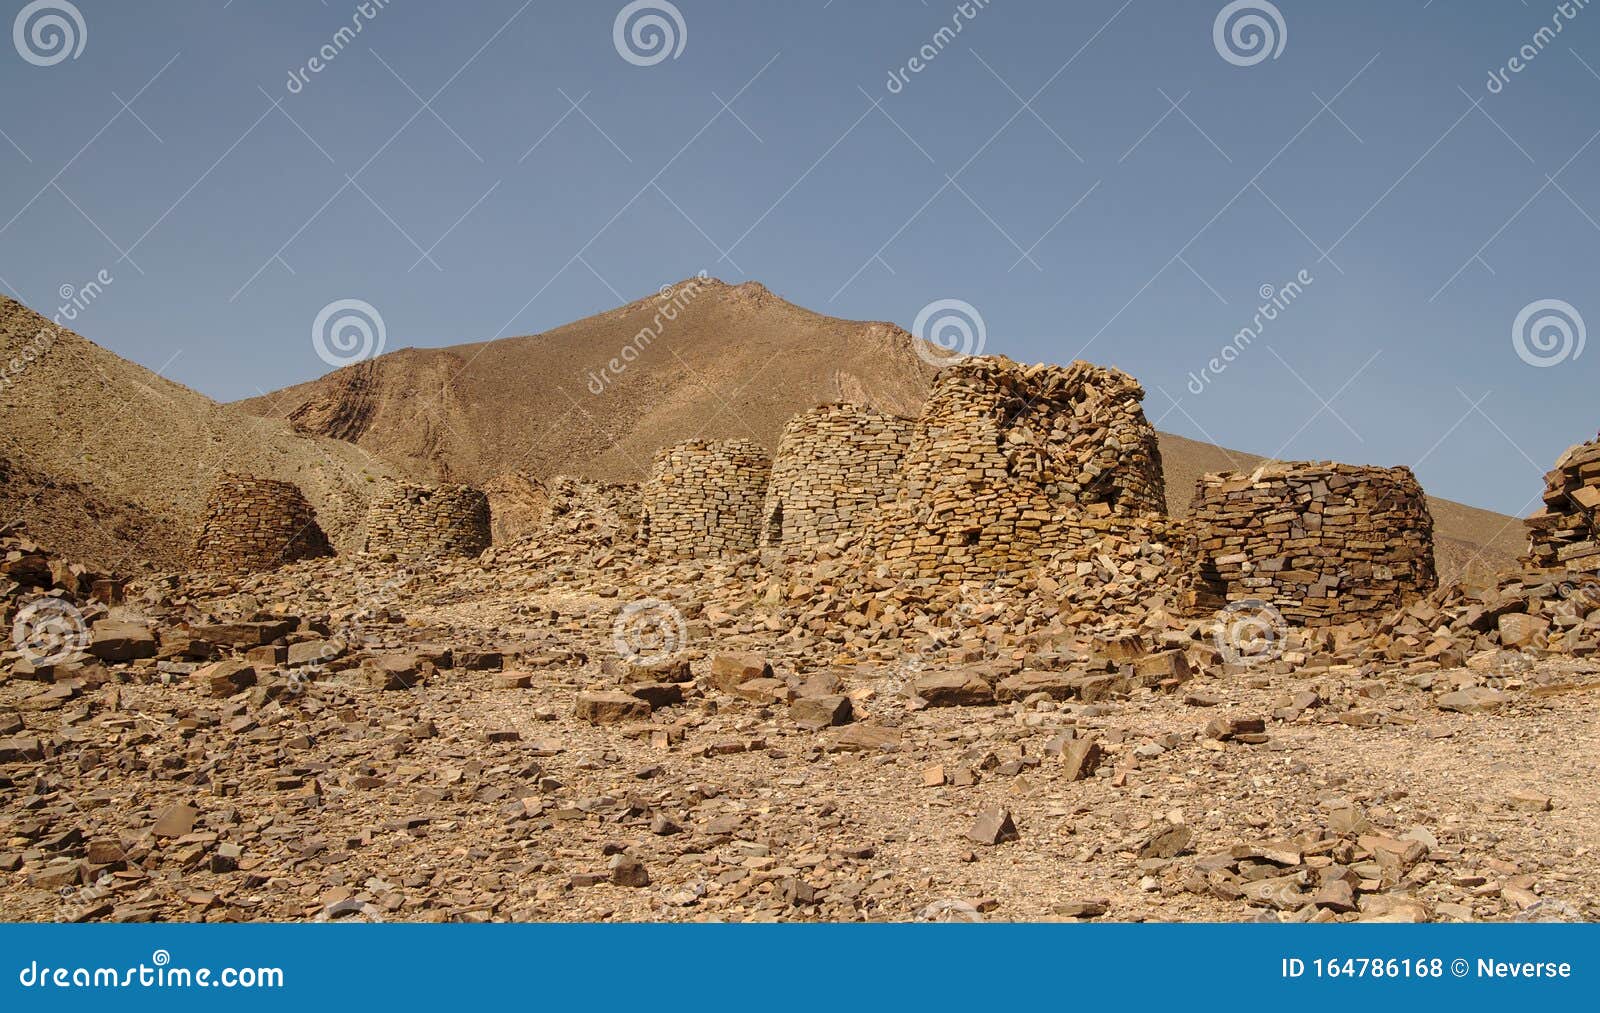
[2,471,1595,924]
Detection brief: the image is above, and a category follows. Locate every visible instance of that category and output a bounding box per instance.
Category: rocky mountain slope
[0,296,398,571]
[239,278,1525,581]
[239,279,936,486]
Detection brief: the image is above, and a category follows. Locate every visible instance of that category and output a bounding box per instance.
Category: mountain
[239,278,935,485]
[238,278,1526,582]
[0,295,398,571]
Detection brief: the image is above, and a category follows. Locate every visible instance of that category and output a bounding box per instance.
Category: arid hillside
[0,296,398,571]
[239,278,936,485]
[240,278,1525,581]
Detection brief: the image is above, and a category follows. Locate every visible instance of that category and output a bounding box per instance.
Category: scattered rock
[966,808,1019,846]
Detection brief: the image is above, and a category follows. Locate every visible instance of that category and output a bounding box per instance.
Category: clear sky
[1,0,1594,516]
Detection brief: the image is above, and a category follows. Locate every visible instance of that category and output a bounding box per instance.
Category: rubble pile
[1187,463,1437,627]
[2,522,127,674]
[542,476,640,541]
[1366,568,1600,662]
[1180,815,1473,922]
[193,474,333,572]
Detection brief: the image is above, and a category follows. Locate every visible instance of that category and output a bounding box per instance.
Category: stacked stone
[761,404,913,551]
[544,475,641,531]
[362,483,491,559]
[194,474,334,572]
[1524,437,1600,574]
[641,440,771,559]
[863,356,1167,582]
[1187,462,1437,626]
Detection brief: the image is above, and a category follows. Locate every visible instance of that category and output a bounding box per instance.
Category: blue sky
[1,0,1595,516]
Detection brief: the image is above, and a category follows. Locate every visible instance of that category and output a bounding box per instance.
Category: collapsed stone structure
[1186,462,1437,626]
[363,483,491,559]
[1524,436,1600,574]
[862,357,1167,582]
[761,404,914,551]
[641,440,770,559]
[193,474,334,572]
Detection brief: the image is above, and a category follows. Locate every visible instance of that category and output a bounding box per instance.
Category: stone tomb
[1187,462,1437,626]
[194,474,334,572]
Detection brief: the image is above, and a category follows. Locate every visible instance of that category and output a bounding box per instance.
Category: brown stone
[151,804,199,838]
[912,670,995,706]
[1138,823,1193,859]
[966,807,1019,846]
[358,655,427,691]
[1061,737,1102,781]
[87,621,156,662]
[628,682,684,709]
[193,660,257,698]
[789,694,853,730]
[576,691,651,724]
[709,653,772,693]
[607,854,651,888]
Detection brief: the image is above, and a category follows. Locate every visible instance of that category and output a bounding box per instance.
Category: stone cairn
[1187,462,1437,626]
[193,474,334,572]
[362,483,491,559]
[1524,436,1600,574]
[761,403,914,552]
[641,439,771,559]
[862,356,1167,582]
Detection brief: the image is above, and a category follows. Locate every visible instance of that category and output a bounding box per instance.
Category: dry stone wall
[862,356,1167,582]
[641,440,770,559]
[762,404,913,551]
[1525,436,1600,574]
[363,483,491,559]
[194,474,334,572]
[1187,462,1437,626]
